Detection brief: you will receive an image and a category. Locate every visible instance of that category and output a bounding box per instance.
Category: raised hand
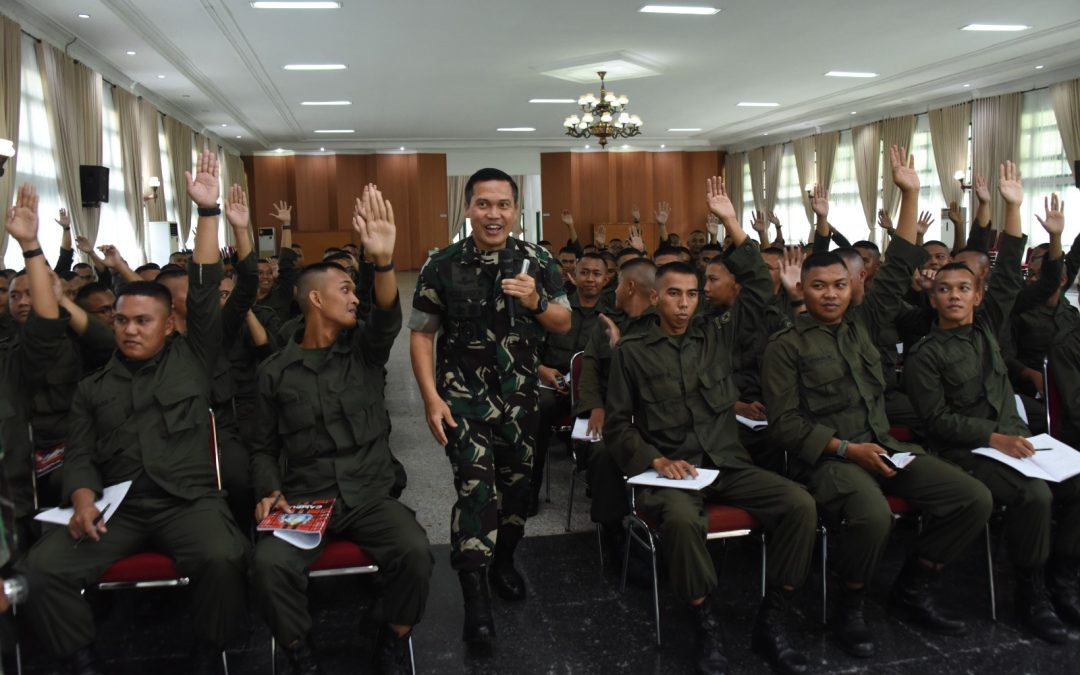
[55,207,70,229]
[768,211,781,227]
[595,223,607,248]
[224,184,250,231]
[750,210,767,234]
[97,245,124,270]
[947,201,962,225]
[599,312,622,350]
[631,205,641,223]
[185,148,220,208]
[705,213,720,239]
[654,201,671,226]
[560,209,574,227]
[353,184,396,265]
[916,211,935,236]
[889,145,919,194]
[1035,193,1065,236]
[705,177,736,223]
[75,235,94,254]
[6,183,40,245]
[810,183,830,219]
[269,200,293,225]
[877,208,895,233]
[974,173,991,203]
[998,161,1023,206]
[628,224,644,252]
[779,246,806,295]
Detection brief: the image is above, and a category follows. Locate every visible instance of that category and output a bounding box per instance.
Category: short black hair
[291,243,303,249]
[75,281,112,303]
[608,237,623,244]
[802,252,849,275]
[538,239,552,247]
[159,263,185,273]
[936,261,976,277]
[852,240,880,254]
[654,245,682,258]
[616,247,642,262]
[700,243,725,255]
[922,240,949,250]
[558,246,580,258]
[323,251,354,266]
[296,262,349,313]
[116,281,172,310]
[689,229,707,236]
[835,247,865,267]
[954,246,990,260]
[58,270,78,282]
[134,263,160,275]
[600,251,617,264]
[73,262,93,272]
[465,168,518,205]
[579,252,606,266]
[655,261,699,283]
[761,246,784,257]
[155,267,188,284]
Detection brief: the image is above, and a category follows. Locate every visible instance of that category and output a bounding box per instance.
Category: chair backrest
[1045,356,1063,438]
[208,408,222,491]
[569,350,585,411]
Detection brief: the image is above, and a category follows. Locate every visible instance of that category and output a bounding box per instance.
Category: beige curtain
[972,94,1022,230]
[139,101,165,222]
[447,175,468,242]
[37,41,103,253]
[221,149,249,248]
[194,131,209,155]
[763,144,784,214]
[113,87,148,264]
[1052,79,1080,180]
[164,116,194,243]
[747,147,765,214]
[880,116,917,218]
[852,122,881,232]
[723,151,744,225]
[793,136,815,225]
[0,15,21,259]
[929,102,971,219]
[814,131,840,191]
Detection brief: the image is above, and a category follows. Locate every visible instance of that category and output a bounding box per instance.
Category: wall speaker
[79,165,110,207]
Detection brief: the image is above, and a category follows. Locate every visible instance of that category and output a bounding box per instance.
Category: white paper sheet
[34,481,133,526]
[736,415,768,430]
[571,417,602,442]
[971,434,1080,483]
[627,468,720,491]
[883,452,917,470]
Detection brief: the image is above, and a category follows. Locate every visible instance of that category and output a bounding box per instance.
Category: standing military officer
[410,168,571,647]
[21,150,249,674]
[762,147,992,659]
[905,182,1080,641]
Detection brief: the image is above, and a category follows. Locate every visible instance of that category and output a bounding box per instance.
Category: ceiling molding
[99,0,272,148]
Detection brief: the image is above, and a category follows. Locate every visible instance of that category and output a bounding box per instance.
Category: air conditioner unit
[147,221,179,265]
[258,227,277,258]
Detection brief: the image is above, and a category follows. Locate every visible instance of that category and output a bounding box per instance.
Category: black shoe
[751,589,808,675]
[65,645,103,675]
[691,598,728,675]
[832,586,875,658]
[376,629,413,675]
[284,638,322,675]
[526,492,540,518]
[458,569,496,646]
[889,556,967,635]
[490,557,527,601]
[1047,555,1080,626]
[190,641,228,675]
[1015,567,1068,644]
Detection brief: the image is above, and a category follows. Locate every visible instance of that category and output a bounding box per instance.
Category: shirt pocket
[698,362,738,414]
[276,391,316,454]
[640,380,689,431]
[859,350,887,394]
[941,359,982,408]
[154,381,202,435]
[340,387,388,448]
[800,359,850,416]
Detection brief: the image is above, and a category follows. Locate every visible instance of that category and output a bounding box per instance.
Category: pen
[269,493,284,512]
[1034,447,1052,452]
[74,502,111,549]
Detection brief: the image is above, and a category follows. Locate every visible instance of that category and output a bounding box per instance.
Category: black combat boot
[691,597,728,675]
[1015,566,1067,644]
[283,637,321,675]
[376,628,413,675]
[1047,555,1080,626]
[751,588,809,675]
[832,585,875,657]
[65,645,103,675]
[889,556,967,635]
[458,569,496,646]
[490,538,527,602]
[190,640,228,675]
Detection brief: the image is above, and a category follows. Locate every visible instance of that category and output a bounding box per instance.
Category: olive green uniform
[762,237,992,583]
[1051,329,1080,450]
[250,298,432,644]
[905,233,1080,568]
[410,236,568,571]
[21,260,249,658]
[604,241,817,604]
[255,246,301,322]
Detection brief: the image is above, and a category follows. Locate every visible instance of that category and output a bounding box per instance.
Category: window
[1018,89,1078,248]
[100,87,141,264]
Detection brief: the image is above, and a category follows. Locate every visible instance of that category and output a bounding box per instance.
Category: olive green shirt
[762,237,927,468]
[540,290,607,372]
[574,308,656,416]
[255,246,301,322]
[1051,328,1080,449]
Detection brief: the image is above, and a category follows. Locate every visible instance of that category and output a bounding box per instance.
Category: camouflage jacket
[410,236,568,423]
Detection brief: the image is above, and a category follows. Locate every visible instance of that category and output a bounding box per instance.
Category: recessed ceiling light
[963,83,971,87]
[77,13,90,19]
[126,50,136,56]
[251,1,341,8]
[320,147,325,151]
[301,100,352,106]
[762,132,769,136]
[220,124,228,127]
[314,129,354,133]
[660,144,666,148]
[667,127,702,132]
[1035,65,1045,69]
[850,111,857,115]
[399,146,405,151]
[825,71,878,78]
[497,127,536,132]
[283,64,347,71]
[638,5,720,15]
[276,148,284,153]
[539,51,661,83]
[584,144,590,149]
[621,144,630,149]
[157,75,166,79]
[529,98,576,104]
[236,135,242,139]
[737,102,779,107]
[961,24,1030,31]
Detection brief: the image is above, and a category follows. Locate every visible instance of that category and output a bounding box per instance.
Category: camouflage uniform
[410,236,567,571]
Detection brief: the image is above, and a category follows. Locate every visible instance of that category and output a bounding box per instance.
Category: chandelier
[563,71,642,148]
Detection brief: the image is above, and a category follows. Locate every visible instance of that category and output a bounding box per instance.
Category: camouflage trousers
[444,413,536,571]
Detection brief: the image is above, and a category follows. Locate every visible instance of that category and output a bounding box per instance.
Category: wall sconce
[953,170,972,191]
[804,183,813,197]
[144,176,161,202]
[0,138,15,178]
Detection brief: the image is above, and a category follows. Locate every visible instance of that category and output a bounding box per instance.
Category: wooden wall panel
[293,155,336,232]
[416,154,449,265]
[333,154,376,233]
[540,152,572,245]
[373,154,416,270]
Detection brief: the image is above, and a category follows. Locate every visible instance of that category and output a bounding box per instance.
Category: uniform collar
[276,328,354,371]
[462,236,518,266]
[794,312,850,334]
[930,321,975,341]
[100,335,173,381]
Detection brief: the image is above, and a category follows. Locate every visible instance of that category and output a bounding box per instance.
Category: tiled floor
[15,273,1080,673]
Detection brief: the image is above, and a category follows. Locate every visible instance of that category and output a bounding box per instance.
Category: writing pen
[1034,447,1053,452]
[74,502,111,549]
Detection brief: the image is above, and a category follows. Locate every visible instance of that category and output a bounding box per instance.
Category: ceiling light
[737,102,779,107]
[276,148,284,153]
[498,127,536,132]
[850,111,857,115]
[220,123,228,127]
[540,51,661,83]
[584,144,590,149]
[251,1,341,8]
[314,129,354,133]
[638,5,720,15]
[961,24,1030,31]
[667,128,701,132]
[963,83,971,87]
[1035,65,1045,69]
[621,144,630,149]
[529,98,576,104]
[126,50,136,56]
[236,135,242,139]
[399,146,405,151]
[320,147,325,151]
[660,144,666,149]
[77,13,90,19]
[157,75,166,79]
[301,100,352,106]
[283,64,347,71]
[762,132,769,136]
[825,71,878,78]
[564,71,642,149]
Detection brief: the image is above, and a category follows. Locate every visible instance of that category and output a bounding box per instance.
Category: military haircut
[580,252,606,266]
[73,262,93,272]
[600,251,617,264]
[538,239,552,247]
[705,256,732,273]
[852,240,880,254]
[296,261,349,314]
[655,261,699,285]
[922,240,948,250]
[58,270,78,282]
[700,243,724,255]
[800,252,848,280]
[291,243,303,249]
[954,247,990,264]
[464,167,518,205]
[558,245,580,258]
[618,258,657,292]
[323,251,354,266]
[761,246,784,257]
[155,268,189,284]
[116,280,172,312]
[616,247,642,263]
[75,281,112,303]
[834,247,866,269]
[936,261,976,277]
[653,245,682,258]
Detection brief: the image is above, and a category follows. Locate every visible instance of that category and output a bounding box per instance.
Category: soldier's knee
[787,488,818,526]
[251,543,293,589]
[1018,479,1053,517]
[847,500,893,543]
[965,480,994,523]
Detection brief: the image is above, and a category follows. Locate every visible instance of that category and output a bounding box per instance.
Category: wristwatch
[836,440,849,458]
[529,295,549,315]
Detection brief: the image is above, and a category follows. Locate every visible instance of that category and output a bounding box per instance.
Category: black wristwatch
[529,295,549,315]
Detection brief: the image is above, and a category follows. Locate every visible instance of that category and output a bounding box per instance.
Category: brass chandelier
[563,71,642,148]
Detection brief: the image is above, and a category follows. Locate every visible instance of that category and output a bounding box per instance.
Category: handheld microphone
[3,575,29,606]
[498,247,516,328]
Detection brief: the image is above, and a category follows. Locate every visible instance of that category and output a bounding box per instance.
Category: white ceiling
[4,0,1080,154]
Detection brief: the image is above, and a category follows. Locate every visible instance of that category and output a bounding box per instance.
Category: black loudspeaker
[79,165,109,207]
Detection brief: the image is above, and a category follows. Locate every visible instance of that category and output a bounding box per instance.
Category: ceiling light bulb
[220,123,228,127]
[301,100,352,106]
[564,117,575,127]
[400,146,405,151]
[582,113,594,123]
[283,64,347,70]
[157,75,166,79]
[629,115,642,125]
[600,113,613,123]
[961,24,1031,32]
[737,102,780,107]
[618,95,629,105]
[963,83,971,87]
[320,147,325,151]
[638,5,721,15]
[622,144,630,149]
[126,51,136,56]
[77,13,91,19]
[236,135,242,139]
[250,1,342,8]
[1035,65,1045,69]
[584,145,590,149]
[825,71,878,78]
[276,148,284,153]
[850,111,857,115]
[660,144,666,149]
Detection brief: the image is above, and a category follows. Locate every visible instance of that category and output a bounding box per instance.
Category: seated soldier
[851,241,881,289]
[21,150,249,673]
[250,186,432,675]
[74,282,116,326]
[762,146,992,658]
[530,252,609,515]
[557,245,580,295]
[906,184,1080,641]
[605,177,817,675]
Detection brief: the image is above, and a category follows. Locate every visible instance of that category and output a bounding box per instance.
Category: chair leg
[220,650,229,675]
[408,634,417,675]
[545,444,552,503]
[648,530,662,647]
[595,522,605,571]
[620,520,633,593]
[985,523,997,621]
[759,533,767,599]
[565,470,576,532]
[13,602,22,675]
[270,634,276,675]
[820,525,829,625]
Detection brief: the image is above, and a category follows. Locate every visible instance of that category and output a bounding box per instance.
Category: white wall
[445,148,541,176]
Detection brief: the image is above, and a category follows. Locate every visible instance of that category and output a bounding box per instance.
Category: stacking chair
[562,351,588,531]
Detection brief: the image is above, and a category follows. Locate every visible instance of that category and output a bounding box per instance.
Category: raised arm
[53,208,73,273]
[655,201,671,246]
[7,184,58,321]
[351,184,403,366]
[184,147,224,376]
[560,209,582,253]
[980,162,1029,334]
[947,201,967,256]
[707,175,770,309]
[222,185,259,346]
[269,201,293,253]
[811,184,830,253]
[98,245,140,283]
[967,175,993,251]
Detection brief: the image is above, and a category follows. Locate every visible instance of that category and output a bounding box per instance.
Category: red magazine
[34,444,65,478]
[257,498,335,549]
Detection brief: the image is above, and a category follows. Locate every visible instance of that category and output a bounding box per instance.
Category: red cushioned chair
[620,487,766,647]
[268,539,416,675]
